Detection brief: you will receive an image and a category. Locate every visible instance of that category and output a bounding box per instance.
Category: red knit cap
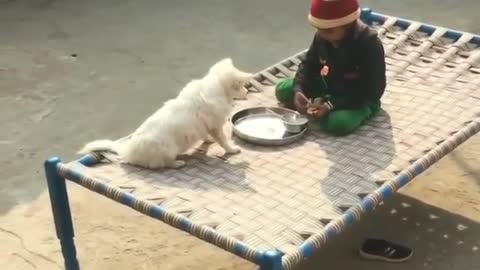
[308,0,361,29]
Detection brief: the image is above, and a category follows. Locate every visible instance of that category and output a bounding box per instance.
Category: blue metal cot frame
[44,8,480,270]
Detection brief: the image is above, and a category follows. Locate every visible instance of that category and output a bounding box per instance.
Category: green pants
[275,78,381,136]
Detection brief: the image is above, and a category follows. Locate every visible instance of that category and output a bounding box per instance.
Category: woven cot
[44,9,480,270]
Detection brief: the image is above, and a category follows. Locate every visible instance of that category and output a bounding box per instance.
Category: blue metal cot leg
[259,249,283,270]
[44,157,81,270]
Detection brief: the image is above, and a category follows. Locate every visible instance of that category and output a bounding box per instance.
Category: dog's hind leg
[162,151,186,169]
[147,155,185,169]
[167,159,186,169]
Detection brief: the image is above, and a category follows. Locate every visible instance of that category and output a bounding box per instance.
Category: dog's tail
[77,139,120,155]
[78,133,133,156]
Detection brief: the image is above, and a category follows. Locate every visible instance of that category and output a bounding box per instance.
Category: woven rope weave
[60,11,480,269]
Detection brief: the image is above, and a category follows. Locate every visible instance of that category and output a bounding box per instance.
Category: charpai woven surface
[64,12,480,266]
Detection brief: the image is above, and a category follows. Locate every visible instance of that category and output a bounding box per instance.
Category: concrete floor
[0,0,479,269]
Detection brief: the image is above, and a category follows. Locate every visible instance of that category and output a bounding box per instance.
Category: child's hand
[294,92,311,113]
[307,103,330,119]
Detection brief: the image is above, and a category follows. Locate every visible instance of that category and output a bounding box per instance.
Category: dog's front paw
[226,146,241,155]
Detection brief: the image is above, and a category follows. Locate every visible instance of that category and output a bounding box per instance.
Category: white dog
[78,58,252,169]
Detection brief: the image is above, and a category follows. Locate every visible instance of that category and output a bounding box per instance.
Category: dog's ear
[218,58,233,67]
[211,58,233,74]
[224,58,233,65]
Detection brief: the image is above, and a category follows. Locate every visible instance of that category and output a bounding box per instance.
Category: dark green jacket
[293,21,386,110]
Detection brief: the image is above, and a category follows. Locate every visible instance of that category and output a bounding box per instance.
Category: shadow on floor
[299,193,480,270]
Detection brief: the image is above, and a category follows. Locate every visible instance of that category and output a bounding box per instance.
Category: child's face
[316,25,349,43]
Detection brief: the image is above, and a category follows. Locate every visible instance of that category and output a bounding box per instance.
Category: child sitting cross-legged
[275,0,386,136]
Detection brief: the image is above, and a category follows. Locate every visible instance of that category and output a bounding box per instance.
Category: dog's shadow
[110,143,256,195]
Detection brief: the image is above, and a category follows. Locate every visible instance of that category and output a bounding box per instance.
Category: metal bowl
[231,106,308,146]
[281,113,309,134]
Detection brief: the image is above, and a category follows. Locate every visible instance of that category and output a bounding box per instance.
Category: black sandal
[359,239,413,263]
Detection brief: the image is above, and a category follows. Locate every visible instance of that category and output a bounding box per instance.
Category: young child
[275,0,386,136]
[276,0,414,262]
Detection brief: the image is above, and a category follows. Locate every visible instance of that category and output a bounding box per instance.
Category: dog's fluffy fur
[78,58,252,169]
